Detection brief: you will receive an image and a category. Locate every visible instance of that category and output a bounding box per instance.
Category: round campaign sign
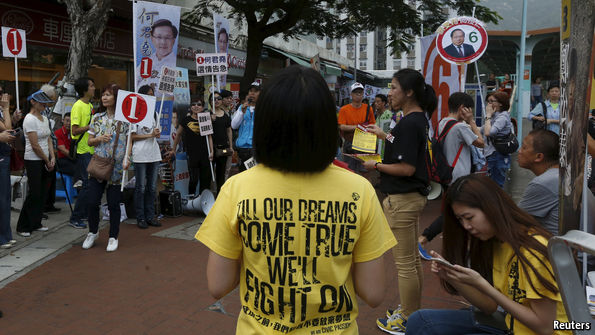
[435,17,488,65]
[196,56,204,65]
[140,57,152,78]
[121,94,148,124]
[6,28,23,56]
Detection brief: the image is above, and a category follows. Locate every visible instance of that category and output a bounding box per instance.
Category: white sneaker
[106,238,118,252]
[36,226,49,231]
[17,231,31,237]
[82,232,98,249]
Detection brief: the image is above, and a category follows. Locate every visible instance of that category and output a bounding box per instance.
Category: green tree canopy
[184,0,500,91]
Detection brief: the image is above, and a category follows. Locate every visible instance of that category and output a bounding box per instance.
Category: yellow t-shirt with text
[196,164,396,335]
[492,235,570,335]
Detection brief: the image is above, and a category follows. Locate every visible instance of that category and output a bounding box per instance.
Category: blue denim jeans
[71,153,92,222]
[87,177,122,238]
[486,151,510,188]
[134,161,159,221]
[405,308,510,335]
[0,155,13,244]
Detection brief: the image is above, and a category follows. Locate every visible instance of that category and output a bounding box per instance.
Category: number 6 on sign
[115,90,156,129]
[2,27,27,58]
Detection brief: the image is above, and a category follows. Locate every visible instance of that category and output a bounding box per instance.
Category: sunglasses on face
[215,96,223,100]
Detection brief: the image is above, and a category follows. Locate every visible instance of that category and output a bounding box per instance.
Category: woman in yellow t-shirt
[195,65,397,335]
[406,174,570,335]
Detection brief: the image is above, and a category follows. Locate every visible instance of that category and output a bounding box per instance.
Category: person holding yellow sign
[338,82,376,172]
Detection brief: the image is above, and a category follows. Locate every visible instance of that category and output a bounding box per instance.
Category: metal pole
[472,8,485,118]
[14,57,19,113]
[518,0,528,144]
[354,34,358,82]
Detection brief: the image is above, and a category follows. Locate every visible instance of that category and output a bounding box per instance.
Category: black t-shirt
[181,115,209,166]
[380,111,429,196]
[212,113,231,147]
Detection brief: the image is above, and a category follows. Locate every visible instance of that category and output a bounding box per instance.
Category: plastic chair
[55,172,77,204]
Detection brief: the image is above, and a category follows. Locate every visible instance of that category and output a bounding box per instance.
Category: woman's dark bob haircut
[253,65,338,173]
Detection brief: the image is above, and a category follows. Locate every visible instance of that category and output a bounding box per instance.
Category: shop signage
[0,2,132,57]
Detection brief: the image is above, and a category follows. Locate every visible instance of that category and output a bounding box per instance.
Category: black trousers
[17,160,50,233]
[188,156,212,196]
[214,155,228,195]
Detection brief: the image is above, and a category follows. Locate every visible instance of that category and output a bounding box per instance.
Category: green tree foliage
[183,0,500,91]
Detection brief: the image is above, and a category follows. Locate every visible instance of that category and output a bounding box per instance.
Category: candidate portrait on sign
[217,28,228,55]
[444,29,475,58]
[136,19,179,92]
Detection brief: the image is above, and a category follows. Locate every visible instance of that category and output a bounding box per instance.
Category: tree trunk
[558,0,594,234]
[240,27,264,93]
[61,0,112,83]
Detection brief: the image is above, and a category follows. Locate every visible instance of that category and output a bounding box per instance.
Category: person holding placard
[69,77,96,229]
[338,82,376,172]
[171,98,213,195]
[16,90,56,237]
[82,84,130,252]
[131,86,162,229]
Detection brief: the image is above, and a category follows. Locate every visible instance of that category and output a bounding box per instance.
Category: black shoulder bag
[532,101,548,130]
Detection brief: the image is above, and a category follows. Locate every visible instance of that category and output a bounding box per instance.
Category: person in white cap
[231,81,261,172]
[338,82,376,171]
[16,89,56,237]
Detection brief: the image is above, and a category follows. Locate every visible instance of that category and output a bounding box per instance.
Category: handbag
[492,131,519,155]
[531,101,547,130]
[69,135,82,160]
[87,122,121,181]
[215,145,232,157]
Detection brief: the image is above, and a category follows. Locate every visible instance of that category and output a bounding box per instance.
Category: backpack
[426,119,464,186]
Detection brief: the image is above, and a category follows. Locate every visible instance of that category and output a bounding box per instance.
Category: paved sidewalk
[0,198,469,334]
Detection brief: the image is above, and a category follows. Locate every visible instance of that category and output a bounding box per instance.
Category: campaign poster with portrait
[213,13,230,91]
[133,1,181,95]
[435,17,488,65]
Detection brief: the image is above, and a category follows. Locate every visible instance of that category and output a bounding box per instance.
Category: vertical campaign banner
[213,13,230,91]
[133,1,180,95]
[171,67,190,144]
[421,34,466,129]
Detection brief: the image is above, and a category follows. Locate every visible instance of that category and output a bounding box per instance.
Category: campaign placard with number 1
[114,90,156,129]
[2,27,27,58]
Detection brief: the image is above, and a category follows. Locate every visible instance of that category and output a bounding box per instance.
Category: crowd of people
[0,76,253,252]
[0,64,594,334]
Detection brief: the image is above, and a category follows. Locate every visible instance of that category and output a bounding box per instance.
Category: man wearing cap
[136,19,178,93]
[338,82,375,171]
[231,82,260,172]
[69,77,96,229]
